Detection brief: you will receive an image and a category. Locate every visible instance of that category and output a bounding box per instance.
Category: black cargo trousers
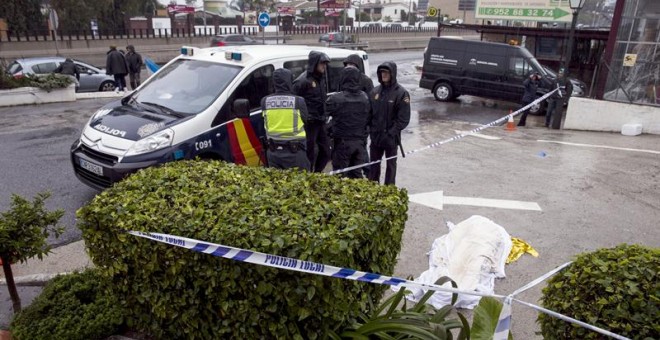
[331,138,369,179]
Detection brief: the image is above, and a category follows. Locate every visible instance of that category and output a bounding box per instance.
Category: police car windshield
[132,59,242,115]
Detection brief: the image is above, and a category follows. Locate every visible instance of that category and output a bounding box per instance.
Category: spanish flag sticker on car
[226,118,265,166]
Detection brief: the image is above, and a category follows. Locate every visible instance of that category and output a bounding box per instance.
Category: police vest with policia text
[263,95,306,141]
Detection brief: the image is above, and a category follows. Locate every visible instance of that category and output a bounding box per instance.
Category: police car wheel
[99,81,115,92]
[433,82,453,102]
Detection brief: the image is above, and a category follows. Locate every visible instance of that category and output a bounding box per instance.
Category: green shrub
[538,244,659,339]
[78,160,408,339]
[10,269,124,340]
[0,72,72,91]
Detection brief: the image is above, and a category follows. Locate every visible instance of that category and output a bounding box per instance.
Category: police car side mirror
[233,99,250,119]
[87,70,93,75]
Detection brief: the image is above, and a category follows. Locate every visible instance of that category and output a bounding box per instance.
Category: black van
[420,37,551,113]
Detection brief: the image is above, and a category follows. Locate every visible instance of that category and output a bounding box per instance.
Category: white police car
[70,45,370,189]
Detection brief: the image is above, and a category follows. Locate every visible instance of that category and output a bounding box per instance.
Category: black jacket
[551,77,573,99]
[369,62,411,147]
[106,49,128,75]
[522,77,540,103]
[261,68,309,138]
[125,50,143,74]
[54,60,80,80]
[327,67,371,140]
[293,51,330,122]
[341,54,374,94]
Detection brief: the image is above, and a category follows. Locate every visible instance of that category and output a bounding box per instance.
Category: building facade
[603,0,660,106]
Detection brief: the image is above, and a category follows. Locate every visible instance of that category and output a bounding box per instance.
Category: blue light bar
[180,46,194,56]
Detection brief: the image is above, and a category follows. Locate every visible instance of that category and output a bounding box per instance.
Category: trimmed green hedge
[0,73,72,91]
[539,244,659,339]
[10,269,124,340]
[78,160,408,339]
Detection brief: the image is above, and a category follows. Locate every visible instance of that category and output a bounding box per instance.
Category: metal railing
[0,26,441,43]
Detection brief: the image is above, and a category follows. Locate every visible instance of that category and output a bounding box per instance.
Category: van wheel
[529,101,546,115]
[433,83,453,102]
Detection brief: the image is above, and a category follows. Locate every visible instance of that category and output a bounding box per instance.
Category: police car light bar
[224,52,242,61]
[180,46,195,56]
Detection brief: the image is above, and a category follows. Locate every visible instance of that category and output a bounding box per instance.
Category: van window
[509,57,533,77]
[283,60,307,79]
[133,59,241,115]
[234,64,274,110]
[326,59,346,92]
[213,64,274,126]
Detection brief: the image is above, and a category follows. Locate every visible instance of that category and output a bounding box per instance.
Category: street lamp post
[554,0,585,130]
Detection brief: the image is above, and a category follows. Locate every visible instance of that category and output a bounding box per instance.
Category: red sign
[277,6,295,15]
[167,5,195,14]
[320,0,350,9]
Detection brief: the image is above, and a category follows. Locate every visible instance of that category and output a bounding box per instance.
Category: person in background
[293,51,331,172]
[125,45,143,90]
[53,58,80,91]
[261,68,310,170]
[327,67,371,179]
[546,70,573,129]
[106,45,128,92]
[342,54,374,94]
[517,72,540,127]
[342,53,374,177]
[368,62,410,185]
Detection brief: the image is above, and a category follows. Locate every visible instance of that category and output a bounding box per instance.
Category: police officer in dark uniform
[261,69,310,170]
[327,67,371,179]
[342,54,374,94]
[293,51,331,172]
[368,62,411,185]
[518,72,541,127]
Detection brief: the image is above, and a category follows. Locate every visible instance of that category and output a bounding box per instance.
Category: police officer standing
[293,51,331,172]
[327,67,371,179]
[368,62,410,185]
[261,69,310,170]
[517,72,540,127]
[342,54,374,94]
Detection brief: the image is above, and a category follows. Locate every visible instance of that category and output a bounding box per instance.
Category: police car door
[204,64,274,166]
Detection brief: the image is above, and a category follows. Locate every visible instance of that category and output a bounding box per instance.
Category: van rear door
[420,38,464,92]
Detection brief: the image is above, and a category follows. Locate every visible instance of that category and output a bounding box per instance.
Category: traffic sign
[258,12,270,27]
[427,7,438,17]
[477,7,570,20]
[475,0,573,23]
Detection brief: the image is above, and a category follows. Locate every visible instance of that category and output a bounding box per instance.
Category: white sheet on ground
[401,215,513,309]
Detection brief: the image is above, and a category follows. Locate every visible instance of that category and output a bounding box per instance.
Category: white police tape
[127,230,506,299]
[494,262,572,340]
[329,88,559,176]
[129,230,630,340]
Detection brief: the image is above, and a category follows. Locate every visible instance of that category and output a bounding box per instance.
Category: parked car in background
[319,32,353,44]
[8,57,116,92]
[542,65,587,97]
[362,23,383,30]
[385,23,403,30]
[210,34,258,47]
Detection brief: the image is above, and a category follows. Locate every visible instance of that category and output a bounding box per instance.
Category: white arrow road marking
[538,140,660,155]
[454,130,502,140]
[409,191,542,211]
